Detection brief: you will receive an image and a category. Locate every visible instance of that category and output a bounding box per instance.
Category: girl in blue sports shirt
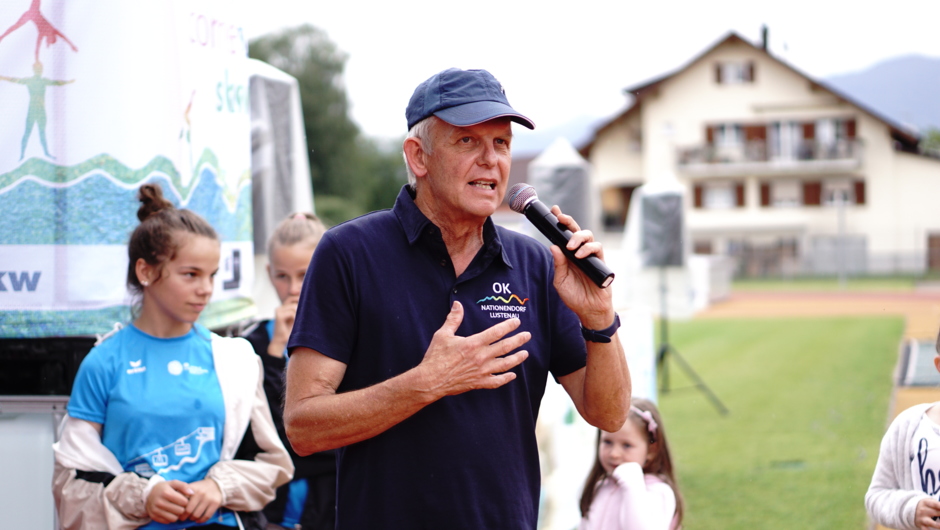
[52,183,293,529]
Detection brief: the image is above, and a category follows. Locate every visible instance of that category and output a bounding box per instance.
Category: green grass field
[656,316,904,529]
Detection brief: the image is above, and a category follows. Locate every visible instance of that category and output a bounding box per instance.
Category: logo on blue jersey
[477,282,529,320]
[126,359,146,375]
[128,426,217,478]
[167,360,210,376]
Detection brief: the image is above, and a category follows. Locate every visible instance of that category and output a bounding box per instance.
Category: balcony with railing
[677,138,863,177]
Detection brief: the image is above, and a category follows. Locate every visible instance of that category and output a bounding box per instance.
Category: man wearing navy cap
[285,68,631,529]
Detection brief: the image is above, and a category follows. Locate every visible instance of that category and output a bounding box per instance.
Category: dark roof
[580,31,921,157]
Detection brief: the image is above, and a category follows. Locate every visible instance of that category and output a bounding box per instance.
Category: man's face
[419,117,513,226]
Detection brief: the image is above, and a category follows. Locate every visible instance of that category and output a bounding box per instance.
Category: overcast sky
[244,0,940,142]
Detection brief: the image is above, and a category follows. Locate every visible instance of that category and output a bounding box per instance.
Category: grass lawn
[656,316,904,529]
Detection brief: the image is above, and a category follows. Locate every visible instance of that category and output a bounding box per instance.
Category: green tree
[920,128,940,158]
[352,137,409,213]
[249,25,406,225]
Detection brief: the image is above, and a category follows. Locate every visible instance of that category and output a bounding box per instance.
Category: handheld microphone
[508,183,615,288]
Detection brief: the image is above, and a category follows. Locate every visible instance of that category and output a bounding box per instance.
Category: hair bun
[136,183,175,221]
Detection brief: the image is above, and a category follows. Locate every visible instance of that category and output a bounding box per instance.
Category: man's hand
[269,296,299,357]
[145,480,192,524]
[415,301,530,397]
[549,205,615,329]
[284,301,533,454]
[179,478,223,523]
[916,498,940,529]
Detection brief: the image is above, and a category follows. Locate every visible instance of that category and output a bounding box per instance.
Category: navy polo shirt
[289,185,587,529]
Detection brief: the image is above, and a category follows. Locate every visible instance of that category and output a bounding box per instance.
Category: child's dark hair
[578,397,684,527]
[126,183,218,291]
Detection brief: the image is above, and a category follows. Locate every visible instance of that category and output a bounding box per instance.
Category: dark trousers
[263,472,337,530]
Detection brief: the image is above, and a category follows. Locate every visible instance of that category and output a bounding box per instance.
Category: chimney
[761,25,768,51]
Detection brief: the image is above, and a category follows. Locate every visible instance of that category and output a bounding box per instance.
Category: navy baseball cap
[405,68,535,131]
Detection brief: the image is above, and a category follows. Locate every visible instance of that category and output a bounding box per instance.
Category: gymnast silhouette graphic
[0,0,78,63]
[0,61,74,160]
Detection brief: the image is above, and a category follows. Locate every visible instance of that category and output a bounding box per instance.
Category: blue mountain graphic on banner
[0,151,251,245]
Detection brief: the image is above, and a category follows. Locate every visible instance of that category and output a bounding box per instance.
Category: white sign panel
[0,0,254,337]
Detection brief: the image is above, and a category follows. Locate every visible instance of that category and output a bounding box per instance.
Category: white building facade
[584,32,940,277]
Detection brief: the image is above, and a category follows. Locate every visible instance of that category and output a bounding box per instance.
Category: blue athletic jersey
[68,324,236,528]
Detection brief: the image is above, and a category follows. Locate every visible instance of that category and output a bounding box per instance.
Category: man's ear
[403,136,429,179]
[934,354,940,374]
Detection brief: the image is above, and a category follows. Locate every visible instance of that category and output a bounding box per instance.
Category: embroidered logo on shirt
[126,359,146,375]
[477,282,529,320]
[167,360,209,376]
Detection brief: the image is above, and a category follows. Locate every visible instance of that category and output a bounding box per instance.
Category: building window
[601,185,638,232]
[823,181,850,205]
[706,124,744,148]
[929,234,940,271]
[716,124,743,147]
[759,180,801,207]
[816,117,858,159]
[705,182,735,209]
[822,179,865,206]
[777,178,865,207]
[694,181,744,210]
[705,124,745,162]
[694,240,713,254]
[772,180,801,207]
[768,121,804,161]
[714,61,755,84]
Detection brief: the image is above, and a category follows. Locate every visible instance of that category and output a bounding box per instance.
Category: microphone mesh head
[508,184,537,213]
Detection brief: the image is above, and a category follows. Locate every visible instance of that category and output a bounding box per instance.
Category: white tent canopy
[525,137,592,239]
[248,58,314,319]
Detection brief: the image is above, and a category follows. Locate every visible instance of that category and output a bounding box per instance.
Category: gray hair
[402,116,437,186]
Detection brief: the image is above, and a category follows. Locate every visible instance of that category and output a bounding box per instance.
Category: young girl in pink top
[578,398,684,530]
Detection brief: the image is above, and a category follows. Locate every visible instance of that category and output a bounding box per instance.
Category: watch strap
[580,313,621,343]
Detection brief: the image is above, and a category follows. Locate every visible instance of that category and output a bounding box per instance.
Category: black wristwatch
[580,313,621,343]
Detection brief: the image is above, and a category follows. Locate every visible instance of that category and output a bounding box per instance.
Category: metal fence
[727,248,931,279]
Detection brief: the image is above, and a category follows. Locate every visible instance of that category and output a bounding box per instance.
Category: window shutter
[802,123,815,140]
[854,179,866,205]
[735,183,745,207]
[694,240,713,254]
[846,119,856,138]
[706,126,715,144]
[760,182,770,206]
[744,125,766,141]
[746,62,755,82]
[803,181,821,206]
[715,63,722,84]
[694,184,703,208]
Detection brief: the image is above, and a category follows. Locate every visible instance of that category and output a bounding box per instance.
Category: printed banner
[0,0,255,338]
